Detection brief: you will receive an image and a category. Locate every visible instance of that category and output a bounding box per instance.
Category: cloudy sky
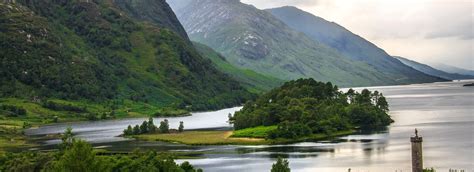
[241,0,473,69]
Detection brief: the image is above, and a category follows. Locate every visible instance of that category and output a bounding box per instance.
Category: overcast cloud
[241,0,473,69]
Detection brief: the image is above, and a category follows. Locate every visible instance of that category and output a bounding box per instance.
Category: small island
[130,78,394,145]
[463,83,474,87]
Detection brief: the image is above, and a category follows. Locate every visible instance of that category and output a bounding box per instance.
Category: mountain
[266,6,444,85]
[112,0,189,41]
[167,0,444,87]
[0,0,253,111]
[109,0,281,92]
[431,63,474,76]
[194,42,283,93]
[394,56,474,80]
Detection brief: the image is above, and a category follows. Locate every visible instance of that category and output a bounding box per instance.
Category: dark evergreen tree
[148,117,157,133]
[178,121,184,132]
[159,119,169,133]
[133,125,140,135]
[123,125,133,135]
[271,157,290,172]
[140,121,148,134]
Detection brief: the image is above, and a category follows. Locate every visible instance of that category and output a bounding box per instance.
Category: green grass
[231,125,277,138]
[0,124,33,153]
[135,131,269,145]
[135,129,356,145]
[194,42,282,93]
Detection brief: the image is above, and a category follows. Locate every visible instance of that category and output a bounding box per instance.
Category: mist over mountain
[167,0,444,87]
[394,56,474,80]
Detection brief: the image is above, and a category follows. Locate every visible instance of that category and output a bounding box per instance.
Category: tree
[49,140,109,172]
[133,125,140,135]
[148,117,157,133]
[60,127,74,149]
[346,88,356,103]
[159,119,169,133]
[123,125,133,135]
[180,161,195,172]
[376,94,389,112]
[178,121,184,132]
[140,121,148,134]
[271,157,290,172]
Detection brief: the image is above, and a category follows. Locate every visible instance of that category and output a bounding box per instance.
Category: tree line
[123,118,184,136]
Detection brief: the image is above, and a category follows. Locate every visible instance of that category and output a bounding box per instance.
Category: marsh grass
[136,131,268,145]
[135,129,355,145]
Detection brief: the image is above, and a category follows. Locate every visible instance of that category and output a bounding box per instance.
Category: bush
[42,101,87,113]
[0,105,27,117]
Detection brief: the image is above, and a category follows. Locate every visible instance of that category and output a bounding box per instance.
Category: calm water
[26,81,474,172]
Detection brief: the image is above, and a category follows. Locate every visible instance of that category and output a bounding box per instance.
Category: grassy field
[231,125,277,138]
[135,131,269,145]
[135,129,356,145]
[0,124,33,153]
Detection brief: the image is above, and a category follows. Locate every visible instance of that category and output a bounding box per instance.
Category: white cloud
[241,0,473,69]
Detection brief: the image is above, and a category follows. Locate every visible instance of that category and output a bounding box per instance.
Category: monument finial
[415,128,418,137]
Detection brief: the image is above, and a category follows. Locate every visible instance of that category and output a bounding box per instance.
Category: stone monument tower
[411,129,423,172]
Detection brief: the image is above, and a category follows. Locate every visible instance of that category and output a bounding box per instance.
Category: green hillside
[0,0,253,120]
[194,42,282,93]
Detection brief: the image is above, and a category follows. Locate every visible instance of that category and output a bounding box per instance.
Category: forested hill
[0,1,253,111]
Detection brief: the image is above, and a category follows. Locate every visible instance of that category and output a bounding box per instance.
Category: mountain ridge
[168,0,444,87]
[394,56,474,80]
[266,6,444,85]
[0,0,253,111]
[432,63,474,76]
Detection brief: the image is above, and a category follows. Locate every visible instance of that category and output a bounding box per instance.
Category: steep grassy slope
[113,0,190,41]
[194,42,282,93]
[266,6,445,85]
[168,0,444,87]
[394,56,474,80]
[0,1,253,112]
